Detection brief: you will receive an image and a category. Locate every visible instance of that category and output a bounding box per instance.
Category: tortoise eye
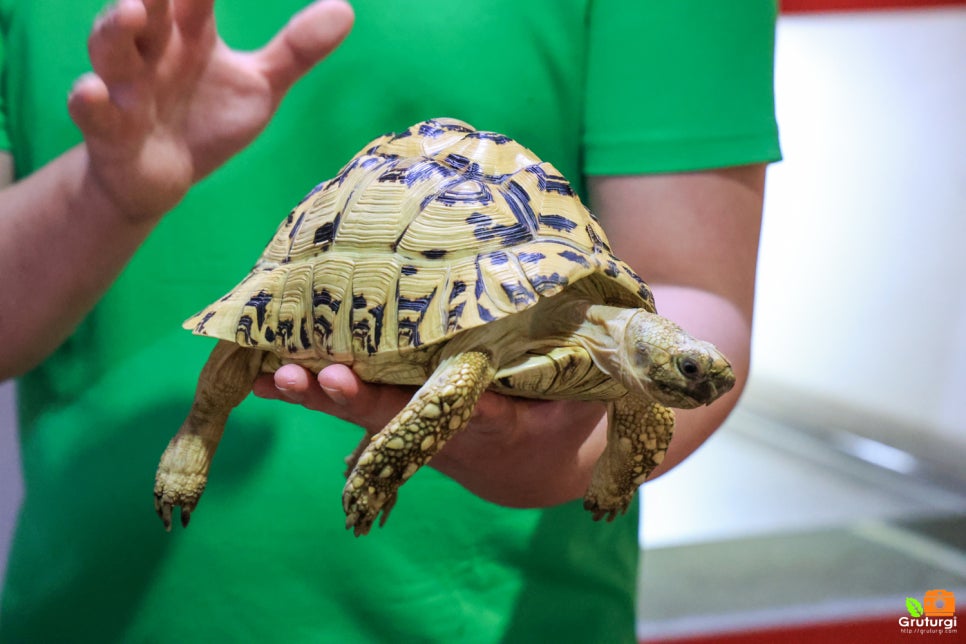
[677,357,702,379]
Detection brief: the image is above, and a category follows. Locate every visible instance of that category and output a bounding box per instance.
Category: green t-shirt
[0,1,780,641]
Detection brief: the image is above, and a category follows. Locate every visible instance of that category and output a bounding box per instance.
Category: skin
[0,0,766,511]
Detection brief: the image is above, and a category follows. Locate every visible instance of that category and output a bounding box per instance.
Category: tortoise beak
[699,363,736,406]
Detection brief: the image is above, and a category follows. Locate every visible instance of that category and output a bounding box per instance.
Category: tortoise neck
[580,304,638,380]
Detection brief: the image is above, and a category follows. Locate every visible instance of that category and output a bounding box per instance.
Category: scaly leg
[155,341,264,530]
[343,350,495,536]
[583,395,674,521]
[344,434,372,478]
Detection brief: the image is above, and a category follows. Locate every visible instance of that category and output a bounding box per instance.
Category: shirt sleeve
[583,0,782,175]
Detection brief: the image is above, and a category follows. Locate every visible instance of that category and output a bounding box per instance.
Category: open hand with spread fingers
[69,0,354,223]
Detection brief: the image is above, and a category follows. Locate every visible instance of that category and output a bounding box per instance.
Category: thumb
[257,0,354,93]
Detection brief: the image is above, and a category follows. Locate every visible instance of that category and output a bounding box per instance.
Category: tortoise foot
[582,493,633,523]
[154,472,206,531]
[154,430,217,531]
[342,477,399,537]
[582,397,673,522]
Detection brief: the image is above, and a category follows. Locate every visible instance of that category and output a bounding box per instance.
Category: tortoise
[155,117,735,536]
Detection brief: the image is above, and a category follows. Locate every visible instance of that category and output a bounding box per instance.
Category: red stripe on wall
[643,616,902,644]
[783,0,966,12]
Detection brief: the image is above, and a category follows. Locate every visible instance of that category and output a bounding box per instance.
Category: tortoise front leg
[343,350,495,536]
[155,341,264,530]
[583,395,674,521]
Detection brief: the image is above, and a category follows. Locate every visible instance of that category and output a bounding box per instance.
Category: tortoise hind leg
[343,350,495,536]
[583,395,674,521]
[155,341,264,530]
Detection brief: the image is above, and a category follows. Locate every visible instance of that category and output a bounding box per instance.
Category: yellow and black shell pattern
[185,118,655,362]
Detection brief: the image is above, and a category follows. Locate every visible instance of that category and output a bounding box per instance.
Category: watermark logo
[899,589,958,635]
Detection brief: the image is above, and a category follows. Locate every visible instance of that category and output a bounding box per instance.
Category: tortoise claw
[583,495,632,523]
[155,495,173,532]
[154,475,203,531]
[342,483,397,537]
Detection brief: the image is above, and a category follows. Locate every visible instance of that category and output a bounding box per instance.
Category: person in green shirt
[0,0,780,641]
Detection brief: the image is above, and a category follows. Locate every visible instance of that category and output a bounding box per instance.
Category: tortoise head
[618,311,735,409]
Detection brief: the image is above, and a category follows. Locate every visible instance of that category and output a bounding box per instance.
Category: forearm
[0,146,157,379]
[643,284,752,479]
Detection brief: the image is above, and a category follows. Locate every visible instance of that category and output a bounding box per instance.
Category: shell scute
[184,118,655,359]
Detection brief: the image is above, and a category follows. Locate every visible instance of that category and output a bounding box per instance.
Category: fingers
[470,391,519,430]
[316,364,416,430]
[252,363,416,433]
[257,0,355,93]
[253,363,529,433]
[314,363,359,407]
[171,0,215,38]
[81,0,175,125]
[68,73,120,139]
[88,0,150,85]
[87,0,175,79]
[268,363,317,404]
[137,0,174,62]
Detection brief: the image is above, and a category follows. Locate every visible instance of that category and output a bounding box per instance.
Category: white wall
[751,8,966,450]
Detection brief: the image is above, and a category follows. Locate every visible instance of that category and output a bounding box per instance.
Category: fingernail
[321,385,348,406]
[275,379,302,402]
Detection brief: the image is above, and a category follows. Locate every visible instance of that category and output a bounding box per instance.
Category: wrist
[75,142,189,226]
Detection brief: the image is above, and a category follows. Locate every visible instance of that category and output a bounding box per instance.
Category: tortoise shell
[185,118,655,362]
